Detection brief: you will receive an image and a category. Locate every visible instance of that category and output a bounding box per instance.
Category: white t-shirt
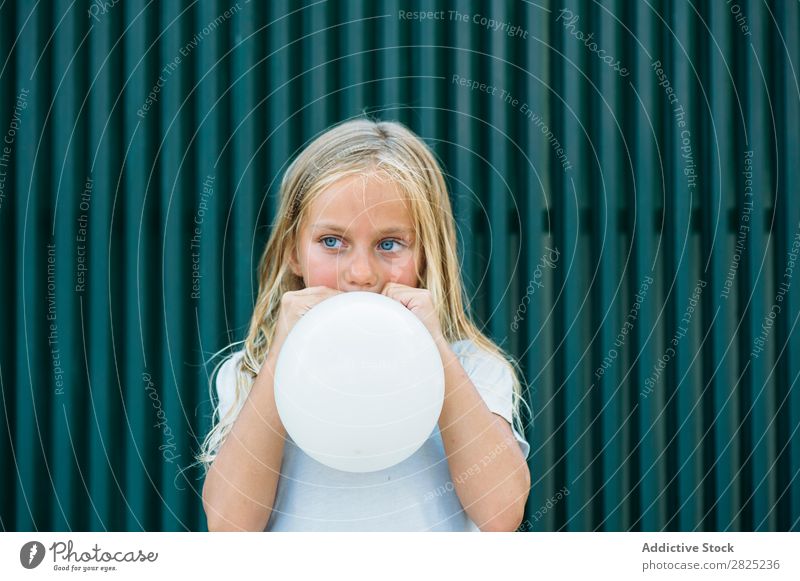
[214,339,530,531]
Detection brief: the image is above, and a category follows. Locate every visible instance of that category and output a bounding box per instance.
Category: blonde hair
[195,117,530,470]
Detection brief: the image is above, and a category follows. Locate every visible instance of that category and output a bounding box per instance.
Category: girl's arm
[202,348,286,532]
[435,338,532,532]
[202,286,340,531]
[379,283,531,531]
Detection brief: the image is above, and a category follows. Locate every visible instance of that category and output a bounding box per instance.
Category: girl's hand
[380,282,445,345]
[271,286,342,359]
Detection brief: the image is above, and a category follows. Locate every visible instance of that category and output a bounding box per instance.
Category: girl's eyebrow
[311,222,413,237]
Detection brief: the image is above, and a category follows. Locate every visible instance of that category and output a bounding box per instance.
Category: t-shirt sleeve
[451,340,530,459]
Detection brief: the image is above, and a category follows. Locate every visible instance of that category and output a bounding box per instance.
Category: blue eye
[321,236,341,249]
[320,237,403,252]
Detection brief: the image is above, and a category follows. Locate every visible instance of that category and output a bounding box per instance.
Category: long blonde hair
[196,117,530,470]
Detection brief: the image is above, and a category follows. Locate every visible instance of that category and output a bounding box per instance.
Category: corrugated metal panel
[0,0,797,531]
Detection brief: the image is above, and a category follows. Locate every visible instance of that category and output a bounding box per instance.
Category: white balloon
[273,291,445,472]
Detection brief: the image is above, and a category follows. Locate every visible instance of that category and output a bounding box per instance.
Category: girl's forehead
[306,174,413,225]
[317,172,405,200]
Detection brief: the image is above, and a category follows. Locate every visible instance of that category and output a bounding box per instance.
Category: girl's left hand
[381,282,445,344]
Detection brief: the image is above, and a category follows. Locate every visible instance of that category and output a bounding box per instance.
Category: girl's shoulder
[214,350,252,417]
[217,349,248,383]
[449,338,514,386]
[449,338,508,367]
[449,338,482,355]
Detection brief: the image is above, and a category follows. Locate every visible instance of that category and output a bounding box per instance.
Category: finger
[381,282,410,297]
[387,293,418,309]
[383,282,411,292]
[383,288,420,302]
[304,286,339,296]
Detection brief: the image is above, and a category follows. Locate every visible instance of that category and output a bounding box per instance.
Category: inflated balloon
[273,291,445,472]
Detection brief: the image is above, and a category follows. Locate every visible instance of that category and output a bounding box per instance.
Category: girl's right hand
[270,286,341,360]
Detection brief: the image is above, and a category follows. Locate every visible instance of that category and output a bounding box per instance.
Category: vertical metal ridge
[705,0,737,533]
[0,0,15,533]
[668,0,702,533]
[594,0,625,532]
[266,0,291,221]
[51,0,85,532]
[521,0,553,531]
[341,0,368,117]
[742,0,770,532]
[84,0,109,531]
[764,0,798,533]
[450,0,477,309]
[158,0,191,530]
[773,0,800,532]
[17,0,51,532]
[557,0,589,531]
[633,0,663,532]
[122,0,154,533]
[487,1,511,343]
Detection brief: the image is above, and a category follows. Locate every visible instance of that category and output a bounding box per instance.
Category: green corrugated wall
[1,0,798,531]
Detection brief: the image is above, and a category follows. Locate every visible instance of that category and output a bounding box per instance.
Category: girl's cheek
[304,248,340,287]
[388,254,418,286]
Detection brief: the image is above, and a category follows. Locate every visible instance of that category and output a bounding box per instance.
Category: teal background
[1,0,798,531]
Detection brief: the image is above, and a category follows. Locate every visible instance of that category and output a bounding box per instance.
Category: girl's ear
[416,251,427,286]
[287,245,302,277]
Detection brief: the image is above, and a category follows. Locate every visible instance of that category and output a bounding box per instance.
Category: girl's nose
[345,249,378,290]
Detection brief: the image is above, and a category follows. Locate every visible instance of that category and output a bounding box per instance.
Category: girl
[198,118,531,531]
